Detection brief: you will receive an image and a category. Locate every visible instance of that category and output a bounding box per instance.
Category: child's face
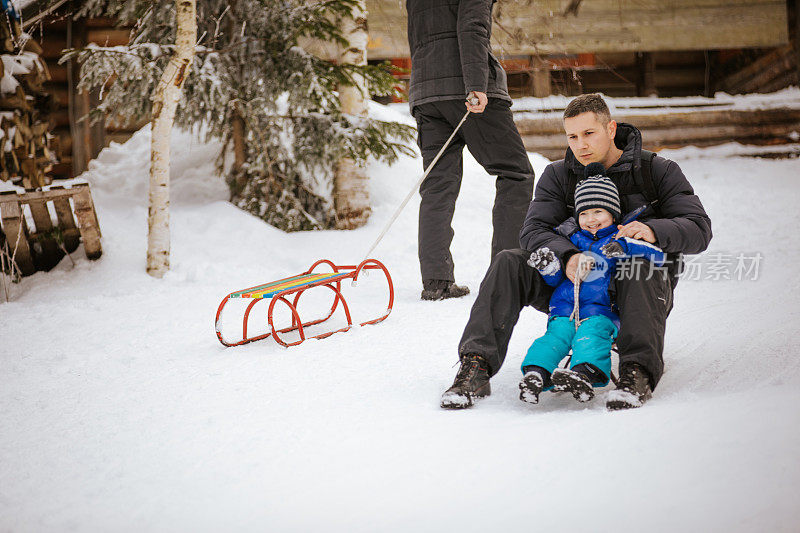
[578,208,614,234]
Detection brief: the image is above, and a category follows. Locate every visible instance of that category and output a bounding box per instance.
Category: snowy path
[2,106,800,531]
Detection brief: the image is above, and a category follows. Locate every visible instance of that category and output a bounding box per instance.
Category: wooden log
[530,56,551,97]
[22,38,44,56]
[49,186,80,252]
[521,122,800,158]
[516,104,800,159]
[9,186,86,202]
[86,28,130,47]
[515,108,800,136]
[47,86,69,107]
[71,184,102,259]
[40,38,68,60]
[0,193,35,275]
[759,69,800,93]
[84,17,123,28]
[51,109,70,128]
[636,52,657,97]
[32,122,49,137]
[737,50,795,93]
[13,115,32,139]
[52,129,70,154]
[13,124,24,149]
[0,35,14,55]
[653,67,706,88]
[44,63,67,83]
[27,198,63,267]
[0,86,30,112]
[50,160,71,179]
[720,46,792,92]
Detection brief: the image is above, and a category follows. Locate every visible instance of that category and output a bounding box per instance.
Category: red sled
[215,259,394,347]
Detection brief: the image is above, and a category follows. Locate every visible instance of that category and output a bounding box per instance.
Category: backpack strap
[637,149,660,213]
[565,164,580,211]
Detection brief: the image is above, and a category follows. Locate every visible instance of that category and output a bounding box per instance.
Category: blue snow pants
[521,315,618,386]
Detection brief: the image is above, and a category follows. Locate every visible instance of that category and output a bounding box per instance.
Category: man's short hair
[563,93,612,125]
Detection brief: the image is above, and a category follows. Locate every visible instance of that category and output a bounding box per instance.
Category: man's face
[563,112,617,166]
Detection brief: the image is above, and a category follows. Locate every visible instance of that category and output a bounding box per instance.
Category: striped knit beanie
[574,174,621,222]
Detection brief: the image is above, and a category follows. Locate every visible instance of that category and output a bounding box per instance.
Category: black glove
[600,239,627,258]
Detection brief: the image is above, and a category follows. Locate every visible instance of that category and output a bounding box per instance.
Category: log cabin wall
[18,0,800,179]
[367,0,797,100]
[25,3,138,179]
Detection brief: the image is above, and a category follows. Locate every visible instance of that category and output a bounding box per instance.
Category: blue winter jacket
[540,224,666,328]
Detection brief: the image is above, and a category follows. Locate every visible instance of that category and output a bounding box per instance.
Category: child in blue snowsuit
[519,173,666,404]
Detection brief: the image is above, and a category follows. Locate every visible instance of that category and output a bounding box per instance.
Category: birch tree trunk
[146,0,197,278]
[334,0,371,230]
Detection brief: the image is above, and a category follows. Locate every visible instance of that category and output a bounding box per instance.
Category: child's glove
[600,239,627,258]
[528,247,560,276]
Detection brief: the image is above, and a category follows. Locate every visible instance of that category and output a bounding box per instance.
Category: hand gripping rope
[570,253,594,330]
[361,93,480,262]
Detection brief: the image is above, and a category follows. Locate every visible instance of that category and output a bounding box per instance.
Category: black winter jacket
[520,123,712,277]
[406,0,511,110]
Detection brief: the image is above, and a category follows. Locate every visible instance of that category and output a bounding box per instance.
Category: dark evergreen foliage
[64,0,415,230]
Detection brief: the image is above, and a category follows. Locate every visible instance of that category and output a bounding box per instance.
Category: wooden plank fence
[0,183,101,276]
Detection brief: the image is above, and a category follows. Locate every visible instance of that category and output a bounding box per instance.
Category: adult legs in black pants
[456,249,553,376]
[414,99,534,286]
[613,257,674,390]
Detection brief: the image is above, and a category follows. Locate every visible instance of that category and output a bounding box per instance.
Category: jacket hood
[564,122,643,177]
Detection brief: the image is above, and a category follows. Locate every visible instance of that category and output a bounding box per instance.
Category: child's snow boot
[552,365,594,402]
[519,367,548,404]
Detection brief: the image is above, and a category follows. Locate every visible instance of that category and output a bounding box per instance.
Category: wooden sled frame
[215,258,394,348]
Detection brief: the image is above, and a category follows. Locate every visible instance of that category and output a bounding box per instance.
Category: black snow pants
[413,98,534,283]
[458,250,674,389]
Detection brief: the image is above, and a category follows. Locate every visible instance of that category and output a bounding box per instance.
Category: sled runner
[215,258,393,347]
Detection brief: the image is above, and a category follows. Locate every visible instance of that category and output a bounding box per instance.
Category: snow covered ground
[2,102,800,532]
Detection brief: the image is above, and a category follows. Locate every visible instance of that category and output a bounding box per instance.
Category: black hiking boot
[551,367,596,403]
[606,362,653,410]
[441,354,491,409]
[421,279,470,301]
[519,370,545,404]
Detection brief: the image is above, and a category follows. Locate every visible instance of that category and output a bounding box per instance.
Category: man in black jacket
[441,93,712,410]
[407,0,534,300]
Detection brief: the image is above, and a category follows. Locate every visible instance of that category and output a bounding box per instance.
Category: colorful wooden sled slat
[215,259,393,348]
[231,272,346,299]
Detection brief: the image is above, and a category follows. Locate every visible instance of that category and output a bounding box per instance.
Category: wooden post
[636,51,657,97]
[72,184,102,260]
[50,186,81,252]
[28,198,63,268]
[67,18,91,176]
[794,0,800,87]
[530,55,551,97]
[0,192,35,275]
